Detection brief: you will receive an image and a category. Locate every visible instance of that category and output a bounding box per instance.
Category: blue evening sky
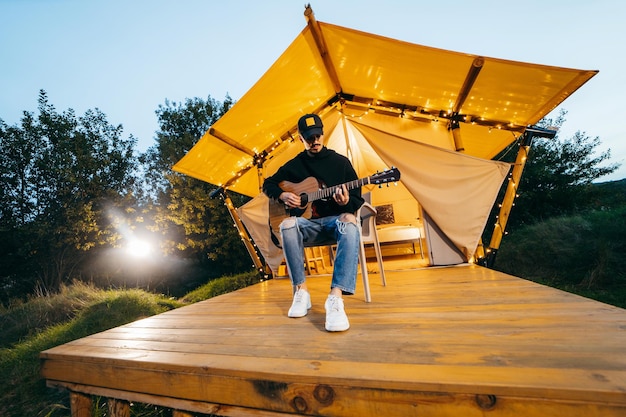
[1,0,624,181]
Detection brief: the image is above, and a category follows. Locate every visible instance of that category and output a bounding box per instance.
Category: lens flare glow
[126,239,152,258]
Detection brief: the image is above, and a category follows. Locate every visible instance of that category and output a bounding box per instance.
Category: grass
[0,271,261,417]
[181,271,263,303]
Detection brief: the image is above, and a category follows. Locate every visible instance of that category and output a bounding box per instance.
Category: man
[263,114,363,332]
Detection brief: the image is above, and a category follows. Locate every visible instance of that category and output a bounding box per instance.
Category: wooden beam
[209,127,257,158]
[304,5,343,94]
[223,191,266,274]
[70,391,92,417]
[453,56,485,114]
[172,411,194,417]
[339,94,527,133]
[483,135,531,266]
[107,398,130,417]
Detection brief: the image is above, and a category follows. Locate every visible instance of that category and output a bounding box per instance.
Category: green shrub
[495,206,626,306]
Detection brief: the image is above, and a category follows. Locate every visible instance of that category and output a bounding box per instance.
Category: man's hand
[280,192,302,208]
[333,184,350,206]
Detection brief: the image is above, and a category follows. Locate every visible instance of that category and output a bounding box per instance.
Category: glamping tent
[173,6,597,275]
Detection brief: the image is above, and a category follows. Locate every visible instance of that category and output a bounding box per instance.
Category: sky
[1,0,625,181]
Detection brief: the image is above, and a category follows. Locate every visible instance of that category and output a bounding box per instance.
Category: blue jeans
[280,215,360,294]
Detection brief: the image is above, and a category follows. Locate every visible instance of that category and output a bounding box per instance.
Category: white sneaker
[288,288,311,318]
[325,295,350,332]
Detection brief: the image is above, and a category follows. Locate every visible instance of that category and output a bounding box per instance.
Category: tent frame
[211,187,267,276]
[204,5,573,274]
[477,125,557,267]
[218,119,554,275]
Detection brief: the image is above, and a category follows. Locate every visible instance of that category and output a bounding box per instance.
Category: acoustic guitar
[268,168,401,233]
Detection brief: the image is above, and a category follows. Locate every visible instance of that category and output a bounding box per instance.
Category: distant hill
[590,178,626,209]
[595,177,626,189]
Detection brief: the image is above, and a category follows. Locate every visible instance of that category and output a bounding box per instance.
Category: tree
[140,96,252,278]
[0,90,139,301]
[0,109,47,227]
[494,110,621,229]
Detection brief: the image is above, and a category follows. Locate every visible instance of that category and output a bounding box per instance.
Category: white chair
[356,201,387,302]
[325,194,386,302]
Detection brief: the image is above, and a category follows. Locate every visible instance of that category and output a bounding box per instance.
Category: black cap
[297,114,323,140]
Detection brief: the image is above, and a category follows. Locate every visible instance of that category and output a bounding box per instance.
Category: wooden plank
[41,265,626,416]
[41,346,626,404]
[49,381,297,417]
[57,328,626,358]
[172,411,194,417]
[107,398,130,417]
[51,379,626,417]
[49,327,626,373]
[43,334,626,377]
[70,391,92,417]
[48,368,626,417]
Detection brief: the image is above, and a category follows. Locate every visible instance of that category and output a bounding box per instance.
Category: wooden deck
[40,264,626,416]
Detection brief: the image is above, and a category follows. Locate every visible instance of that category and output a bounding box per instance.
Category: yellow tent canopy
[173,8,596,196]
[173,6,597,268]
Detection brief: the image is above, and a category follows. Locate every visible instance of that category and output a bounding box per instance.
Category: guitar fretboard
[308,177,372,202]
[270,168,399,231]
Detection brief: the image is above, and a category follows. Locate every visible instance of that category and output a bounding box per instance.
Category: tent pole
[450,57,484,153]
[340,114,356,168]
[479,137,530,267]
[450,118,465,153]
[479,126,556,267]
[207,135,286,278]
[475,238,486,260]
[212,188,267,276]
[304,5,342,94]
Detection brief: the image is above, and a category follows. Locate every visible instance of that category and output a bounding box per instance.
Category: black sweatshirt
[263,147,364,218]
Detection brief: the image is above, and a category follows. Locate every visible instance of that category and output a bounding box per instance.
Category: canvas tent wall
[236,110,511,275]
[172,6,597,273]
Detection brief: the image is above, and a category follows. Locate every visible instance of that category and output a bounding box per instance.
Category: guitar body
[268,177,322,233]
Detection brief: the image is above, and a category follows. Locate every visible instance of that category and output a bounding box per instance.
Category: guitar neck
[308,177,370,202]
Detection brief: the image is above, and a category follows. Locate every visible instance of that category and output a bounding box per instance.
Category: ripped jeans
[280,215,360,294]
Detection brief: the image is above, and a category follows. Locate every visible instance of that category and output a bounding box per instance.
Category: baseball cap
[297,114,323,141]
